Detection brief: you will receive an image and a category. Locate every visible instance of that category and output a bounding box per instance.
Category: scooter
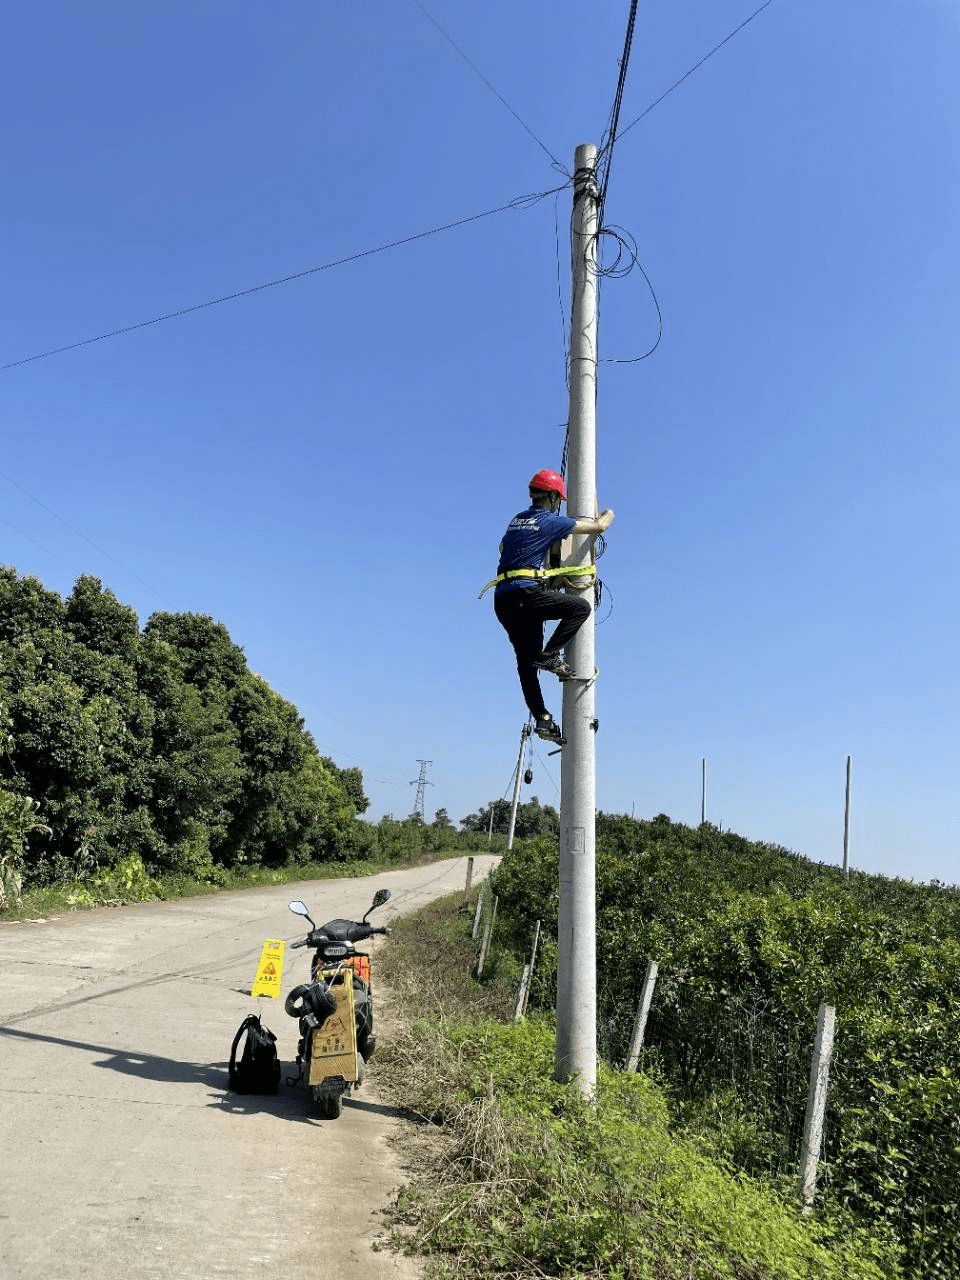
[284,888,392,1118]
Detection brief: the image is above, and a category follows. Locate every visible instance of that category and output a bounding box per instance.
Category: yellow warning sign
[251,938,285,998]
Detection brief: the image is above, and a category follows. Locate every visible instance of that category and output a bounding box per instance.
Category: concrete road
[0,855,498,1280]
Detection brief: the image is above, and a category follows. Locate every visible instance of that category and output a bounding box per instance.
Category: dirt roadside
[0,856,498,1280]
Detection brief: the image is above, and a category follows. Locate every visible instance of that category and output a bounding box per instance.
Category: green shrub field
[379,892,899,1280]
[490,817,960,1278]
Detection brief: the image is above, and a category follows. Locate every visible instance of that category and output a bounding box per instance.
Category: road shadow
[0,1023,316,1122]
[343,1095,418,1122]
[0,1023,435,1127]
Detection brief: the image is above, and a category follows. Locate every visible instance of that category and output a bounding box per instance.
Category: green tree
[372,814,424,862]
[460,796,559,840]
[64,575,139,664]
[299,754,374,862]
[137,631,242,872]
[426,806,463,852]
[0,567,65,644]
[0,568,373,886]
[223,674,310,866]
[334,764,369,815]
[0,698,50,907]
[142,611,248,690]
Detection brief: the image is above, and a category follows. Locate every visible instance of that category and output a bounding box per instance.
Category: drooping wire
[494,758,522,828]
[596,223,663,363]
[595,577,613,625]
[553,193,570,390]
[409,0,567,176]
[613,0,778,144]
[596,223,640,279]
[2,184,570,373]
[528,741,560,800]
[560,216,662,447]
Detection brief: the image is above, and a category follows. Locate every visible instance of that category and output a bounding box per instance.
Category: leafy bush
[64,852,162,907]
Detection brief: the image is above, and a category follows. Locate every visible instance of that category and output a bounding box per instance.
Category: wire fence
[601,984,812,1185]
[467,876,958,1277]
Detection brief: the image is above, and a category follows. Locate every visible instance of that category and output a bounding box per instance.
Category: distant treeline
[0,567,378,888]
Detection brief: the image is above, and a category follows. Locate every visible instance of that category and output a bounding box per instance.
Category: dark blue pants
[494,585,590,719]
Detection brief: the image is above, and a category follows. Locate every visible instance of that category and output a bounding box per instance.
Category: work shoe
[534,653,576,680]
[534,713,566,745]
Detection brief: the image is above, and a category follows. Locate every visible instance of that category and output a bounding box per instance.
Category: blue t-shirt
[495,507,577,594]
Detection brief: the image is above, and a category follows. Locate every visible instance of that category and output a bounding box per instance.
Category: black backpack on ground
[229,1014,281,1094]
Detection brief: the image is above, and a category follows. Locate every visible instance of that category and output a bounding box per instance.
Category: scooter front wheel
[312,1081,345,1118]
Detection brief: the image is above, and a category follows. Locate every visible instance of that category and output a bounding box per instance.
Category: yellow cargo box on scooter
[308,969,358,1085]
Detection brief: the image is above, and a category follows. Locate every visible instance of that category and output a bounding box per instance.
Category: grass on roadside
[375,891,902,1280]
[0,849,456,923]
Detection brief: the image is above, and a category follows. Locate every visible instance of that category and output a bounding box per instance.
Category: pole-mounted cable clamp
[572,164,599,206]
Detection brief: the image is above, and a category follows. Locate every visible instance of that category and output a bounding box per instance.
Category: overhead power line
[614,0,777,143]
[2,184,568,373]
[582,0,775,374]
[3,5,778,377]
[0,464,178,607]
[409,0,565,173]
[597,0,639,213]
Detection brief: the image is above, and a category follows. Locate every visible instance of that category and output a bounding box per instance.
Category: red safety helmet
[528,469,566,500]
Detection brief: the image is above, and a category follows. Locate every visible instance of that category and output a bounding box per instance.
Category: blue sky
[3,1,958,885]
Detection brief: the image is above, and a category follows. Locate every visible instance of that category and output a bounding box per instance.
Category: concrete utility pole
[843,755,852,878]
[701,758,707,825]
[556,143,600,1095]
[506,723,531,851]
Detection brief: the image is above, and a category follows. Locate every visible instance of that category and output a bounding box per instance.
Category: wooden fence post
[471,879,486,940]
[798,1002,836,1211]
[625,960,659,1071]
[513,965,531,1022]
[524,920,541,1017]
[476,895,498,977]
[461,856,475,910]
[513,920,542,1022]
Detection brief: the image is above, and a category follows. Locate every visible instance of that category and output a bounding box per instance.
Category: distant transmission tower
[409,759,433,820]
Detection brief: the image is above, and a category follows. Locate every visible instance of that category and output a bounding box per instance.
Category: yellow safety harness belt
[478,564,596,599]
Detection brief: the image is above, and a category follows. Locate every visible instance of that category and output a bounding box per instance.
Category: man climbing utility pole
[555,144,601,1094]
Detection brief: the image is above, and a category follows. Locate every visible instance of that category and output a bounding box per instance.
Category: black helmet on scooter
[284,981,338,1021]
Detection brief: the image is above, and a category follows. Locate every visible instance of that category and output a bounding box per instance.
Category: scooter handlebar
[289,924,388,946]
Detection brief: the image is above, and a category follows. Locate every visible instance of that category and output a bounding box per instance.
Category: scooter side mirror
[362,887,392,921]
[288,900,310,917]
